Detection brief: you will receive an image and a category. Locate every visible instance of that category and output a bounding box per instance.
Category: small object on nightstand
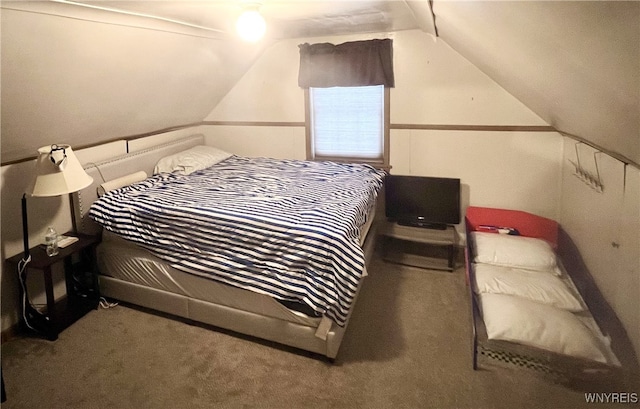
[45,227,59,256]
[57,235,79,248]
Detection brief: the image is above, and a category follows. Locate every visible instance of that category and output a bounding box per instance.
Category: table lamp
[19,144,93,333]
[22,144,93,260]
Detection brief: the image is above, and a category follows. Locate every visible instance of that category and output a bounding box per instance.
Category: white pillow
[154,145,232,175]
[471,232,558,273]
[473,263,584,312]
[97,171,148,197]
[479,293,613,364]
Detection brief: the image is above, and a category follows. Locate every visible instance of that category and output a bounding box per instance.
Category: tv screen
[385,175,461,229]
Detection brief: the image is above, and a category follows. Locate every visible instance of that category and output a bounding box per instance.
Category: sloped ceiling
[2,1,638,166]
[63,0,429,39]
[0,1,267,164]
[433,1,640,166]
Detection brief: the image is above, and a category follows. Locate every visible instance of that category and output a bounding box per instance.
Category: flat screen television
[385,175,461,229]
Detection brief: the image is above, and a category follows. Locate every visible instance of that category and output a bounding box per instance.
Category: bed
[73,134,385,359]
[464,206,624,382]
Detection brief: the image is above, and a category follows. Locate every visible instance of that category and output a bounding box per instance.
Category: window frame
[304,87,390,170]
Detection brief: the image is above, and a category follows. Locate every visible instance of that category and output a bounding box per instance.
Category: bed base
[99,276,345,359]
[98,216,378,360]
[465,206,627,386]
[470,288,620,385]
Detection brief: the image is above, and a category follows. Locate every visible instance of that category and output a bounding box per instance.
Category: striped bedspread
[89,156,385,326]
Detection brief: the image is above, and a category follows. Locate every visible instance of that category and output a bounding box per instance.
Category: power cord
[84,162,106,184]
[17,256,49,333]
[99,297,118,309]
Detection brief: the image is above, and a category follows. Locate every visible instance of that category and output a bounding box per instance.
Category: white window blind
[310,85,384,160]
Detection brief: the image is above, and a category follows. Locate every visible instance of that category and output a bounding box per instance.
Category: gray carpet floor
[1,254,634,409]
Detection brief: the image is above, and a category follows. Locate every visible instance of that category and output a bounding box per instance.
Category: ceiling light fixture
[236,3,266,42]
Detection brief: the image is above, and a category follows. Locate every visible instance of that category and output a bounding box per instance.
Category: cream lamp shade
[26,144,93,197]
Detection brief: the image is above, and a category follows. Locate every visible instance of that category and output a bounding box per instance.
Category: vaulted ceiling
[83,0,638,164]
[433,1,639,167]
[65,0,433,39]
[2,1,639,166]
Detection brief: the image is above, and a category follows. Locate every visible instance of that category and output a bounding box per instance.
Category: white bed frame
[73,134,378,359]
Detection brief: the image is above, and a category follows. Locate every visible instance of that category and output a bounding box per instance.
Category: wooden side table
[6,233,100,341]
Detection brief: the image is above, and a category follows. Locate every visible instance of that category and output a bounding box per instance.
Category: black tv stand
[381,221,458,271]
[397,221,448,230]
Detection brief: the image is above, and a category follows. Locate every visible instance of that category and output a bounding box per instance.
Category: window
[298,38,393,168]
[306,85,389,167]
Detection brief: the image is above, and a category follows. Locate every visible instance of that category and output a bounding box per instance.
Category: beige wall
[205,30,562,220]
[389,130,562,219]
[559,139,640,365]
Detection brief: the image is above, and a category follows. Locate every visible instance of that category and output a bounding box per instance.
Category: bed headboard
[72,134,205,234]
[464,206,558,248]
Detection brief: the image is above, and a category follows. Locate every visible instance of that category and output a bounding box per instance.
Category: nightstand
[6,233,100,341]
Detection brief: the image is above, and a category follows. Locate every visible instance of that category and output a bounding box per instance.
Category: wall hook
[569,143,604,193]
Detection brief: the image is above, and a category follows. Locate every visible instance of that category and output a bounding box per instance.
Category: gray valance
[298,39,394,88]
